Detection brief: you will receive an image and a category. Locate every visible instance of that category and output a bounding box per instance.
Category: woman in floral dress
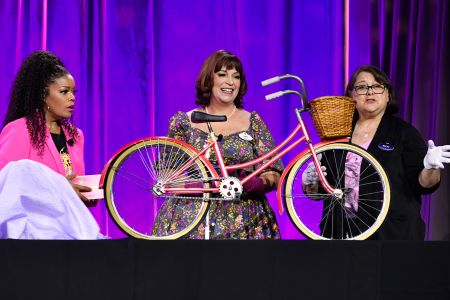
[153,50,283,239]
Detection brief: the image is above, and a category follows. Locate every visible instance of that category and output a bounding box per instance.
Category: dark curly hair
[195,50,247,108]
[3,50,79,155]
[346,64,399,117]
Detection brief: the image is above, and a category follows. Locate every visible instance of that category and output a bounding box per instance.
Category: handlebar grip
[261,76,281,86]
[265,91,284,100]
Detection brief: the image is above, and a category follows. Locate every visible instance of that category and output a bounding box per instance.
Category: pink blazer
[0,117,85,176]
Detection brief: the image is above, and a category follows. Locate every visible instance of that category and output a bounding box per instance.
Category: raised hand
[423,140,450,169]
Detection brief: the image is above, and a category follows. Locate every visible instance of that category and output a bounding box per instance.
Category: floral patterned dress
[153,111,284,239]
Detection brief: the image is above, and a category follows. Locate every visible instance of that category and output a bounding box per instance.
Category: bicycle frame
[160,108,345,210]
[99,74,348,215]
[99,73,392,241]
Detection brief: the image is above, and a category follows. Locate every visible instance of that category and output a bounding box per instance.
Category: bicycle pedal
[232,192,242,203]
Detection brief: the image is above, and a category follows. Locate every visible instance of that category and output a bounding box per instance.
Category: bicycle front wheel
[103,137,214,239]
[284,143,390,240]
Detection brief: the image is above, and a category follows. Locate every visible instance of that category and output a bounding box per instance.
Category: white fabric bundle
[0,159,103,239]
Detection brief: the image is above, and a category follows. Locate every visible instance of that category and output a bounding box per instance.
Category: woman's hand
[302,154,327,197]
[302,154,327,184]
[239,170,265,196]
[423,140,450,169]
[66,173,98,206]
[419,140,450,188]
[238,170,280,197]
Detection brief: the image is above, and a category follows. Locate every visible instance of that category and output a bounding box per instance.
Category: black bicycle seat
[191,111,227,123]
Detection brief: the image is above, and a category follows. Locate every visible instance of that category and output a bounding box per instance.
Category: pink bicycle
[101,74,390,240]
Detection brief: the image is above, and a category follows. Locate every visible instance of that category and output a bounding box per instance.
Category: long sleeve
[402,125,439,195]
[0,119,32,170]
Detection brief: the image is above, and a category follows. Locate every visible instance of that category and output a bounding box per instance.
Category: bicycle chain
[168,177,227,184]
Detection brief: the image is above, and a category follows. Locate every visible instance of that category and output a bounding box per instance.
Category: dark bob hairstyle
[195,50,247,108]
[346,64,399,115]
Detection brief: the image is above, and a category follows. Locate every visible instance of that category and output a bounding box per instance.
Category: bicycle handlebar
[261,76,282,86]
[261,74,310,111]
[265,90,302,101]
[265,91,284,100]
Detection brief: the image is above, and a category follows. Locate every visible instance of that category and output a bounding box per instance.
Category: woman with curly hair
[0,50,102,239]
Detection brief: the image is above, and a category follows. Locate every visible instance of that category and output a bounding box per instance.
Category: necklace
[205,105,237,119]
[357,122,378,139]
[360,127,372,138]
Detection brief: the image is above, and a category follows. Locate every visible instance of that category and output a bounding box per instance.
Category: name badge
[378,142,394,151]
[239,132,253,141]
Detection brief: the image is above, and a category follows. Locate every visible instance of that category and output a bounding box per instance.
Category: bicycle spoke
[104,138,211,239]
[111,166,152,190]
[284,143,390,240]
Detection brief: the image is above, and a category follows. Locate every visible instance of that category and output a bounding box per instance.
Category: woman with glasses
[303,64,449,240]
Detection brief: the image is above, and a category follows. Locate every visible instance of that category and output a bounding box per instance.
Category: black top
[51,131,68,153]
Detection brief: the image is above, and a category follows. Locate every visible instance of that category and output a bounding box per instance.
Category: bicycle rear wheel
[284,143,390,240]
[103,137,214,239]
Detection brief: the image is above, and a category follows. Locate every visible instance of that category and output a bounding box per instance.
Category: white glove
[423,140,450,169]
[302,154,327,185]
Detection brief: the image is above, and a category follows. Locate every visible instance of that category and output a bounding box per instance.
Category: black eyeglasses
[353,84,386,95]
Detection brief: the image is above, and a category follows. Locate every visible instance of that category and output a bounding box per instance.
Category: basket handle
[261,74,310,111]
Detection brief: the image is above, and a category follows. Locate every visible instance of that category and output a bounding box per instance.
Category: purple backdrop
[0,0,448,239]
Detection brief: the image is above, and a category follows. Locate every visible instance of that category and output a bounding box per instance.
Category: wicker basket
[309,96,356,140]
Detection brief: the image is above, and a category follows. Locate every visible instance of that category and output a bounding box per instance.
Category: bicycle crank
[219,177,243,200]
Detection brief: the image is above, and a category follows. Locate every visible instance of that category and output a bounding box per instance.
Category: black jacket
[360,114,439,240]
